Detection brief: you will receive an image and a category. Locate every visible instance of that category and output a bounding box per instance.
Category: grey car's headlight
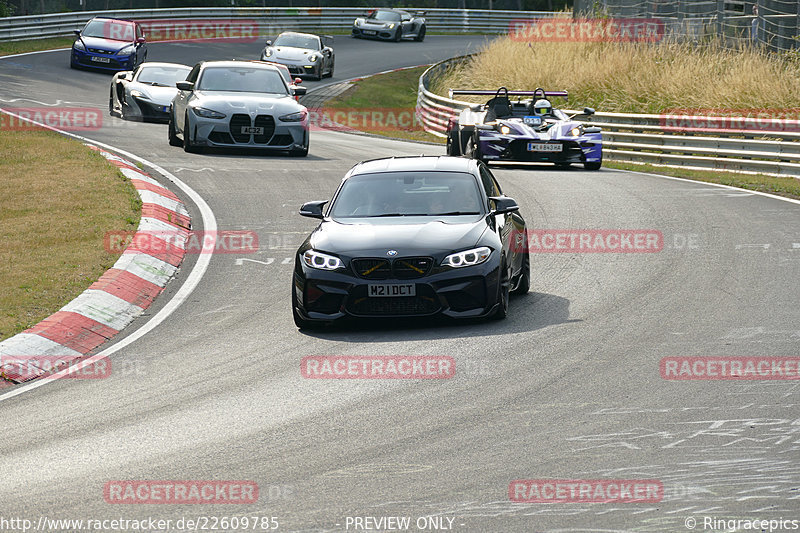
[387,23,396,29]
[308,54,318,62]
[118,45,135,56]
[130,89,148,99]
[263,48,273,57]
[442,247,492,268]
[192,107,226,119]
[303,250,343,270]
[279,110,307,122]
[73,40,86,51]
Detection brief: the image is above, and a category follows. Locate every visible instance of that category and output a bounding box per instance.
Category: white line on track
[0,98,217,402]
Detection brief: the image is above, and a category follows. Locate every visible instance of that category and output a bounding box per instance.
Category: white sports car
[109,62,191,122]
[168,60,309,156]
[259,32,334,80]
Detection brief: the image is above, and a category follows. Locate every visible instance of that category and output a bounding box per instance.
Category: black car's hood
[310,217,489,257]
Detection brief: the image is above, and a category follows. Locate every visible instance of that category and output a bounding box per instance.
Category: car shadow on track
[179,148,331,160]
[298,291,579,341]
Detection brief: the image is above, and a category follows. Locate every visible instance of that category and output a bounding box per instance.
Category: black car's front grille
[352,258,392,280]
[351,257,433,280]
[230,114,251,143]
[346,285,440,316]
[253,114,275,144]
[392,257,433,279]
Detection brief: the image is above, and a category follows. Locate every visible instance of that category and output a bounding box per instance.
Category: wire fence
[573,0,800,53]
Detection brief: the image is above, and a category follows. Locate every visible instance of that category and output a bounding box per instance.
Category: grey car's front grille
[253,115,275,144]
[230,114,251,143]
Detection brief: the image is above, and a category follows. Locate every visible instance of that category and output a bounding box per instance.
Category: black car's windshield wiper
[432,211,480,216]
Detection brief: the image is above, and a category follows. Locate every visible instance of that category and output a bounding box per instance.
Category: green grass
[322,66,444,144]
[606,161,800,199]
[0,118,141,341]
[0,37,75,57]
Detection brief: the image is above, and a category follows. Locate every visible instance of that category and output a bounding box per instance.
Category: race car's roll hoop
[449,87,569,101]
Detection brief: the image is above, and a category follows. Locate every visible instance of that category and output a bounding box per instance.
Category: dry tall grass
[433,37,800,113]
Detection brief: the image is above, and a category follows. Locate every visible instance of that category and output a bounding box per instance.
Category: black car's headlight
[442,246,491,268]
[570,126,583,137]
[73,40,86,51]
[192,107,226,119]
[498,124,512,135]
[279,110,307,122]
[303,250,344,270]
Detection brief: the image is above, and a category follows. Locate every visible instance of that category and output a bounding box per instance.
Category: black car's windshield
[82,19,135,41]
[330,172,483,219]
[197,67,288,94]
[273,34,320,49]
[368,10,402,22]
[136,65,191,86]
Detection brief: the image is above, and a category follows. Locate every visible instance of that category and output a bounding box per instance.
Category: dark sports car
[352,8,426,42]
[292,156,529,329]
[70,17,147,72]
[446,87,603,170]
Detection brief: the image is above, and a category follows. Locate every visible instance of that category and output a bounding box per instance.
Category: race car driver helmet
[533,99,552,117]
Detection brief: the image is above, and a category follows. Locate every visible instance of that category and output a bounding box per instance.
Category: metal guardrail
[0,7,560,41]
[417,57,800,177]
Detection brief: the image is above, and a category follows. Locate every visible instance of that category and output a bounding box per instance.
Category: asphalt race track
[1,36,799,532]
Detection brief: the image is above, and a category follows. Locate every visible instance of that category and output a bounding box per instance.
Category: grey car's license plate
[363,30,377,35]
[528,143,562,152]
[90,56,111,63]
[368,283,415,297]
[241,126,264,134]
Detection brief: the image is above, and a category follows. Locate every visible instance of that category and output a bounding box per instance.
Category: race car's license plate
[90,56,111,63]
[241,126,264,134]
[363,30,377,35]
[523,115,542,126]
[528,143,562,152]
[368,284,415,297]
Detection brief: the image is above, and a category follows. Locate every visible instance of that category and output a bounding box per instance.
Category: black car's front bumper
[293,257,502,323]
[351,27,396,40]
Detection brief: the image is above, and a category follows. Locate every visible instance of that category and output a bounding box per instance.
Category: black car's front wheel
[393,28,402,41]
[414,26,426,42]
[513,253,530,295]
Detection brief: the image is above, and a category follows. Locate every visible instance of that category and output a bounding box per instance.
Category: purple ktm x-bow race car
[445,87,603,170]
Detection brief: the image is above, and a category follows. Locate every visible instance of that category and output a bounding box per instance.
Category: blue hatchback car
[70,17,147,72]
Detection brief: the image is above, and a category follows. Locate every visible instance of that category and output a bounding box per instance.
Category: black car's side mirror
[176,81,194,91]
[293,86,307,96]
[583,107,595,116]
[299,201,327,219]
[489,196,519,215]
